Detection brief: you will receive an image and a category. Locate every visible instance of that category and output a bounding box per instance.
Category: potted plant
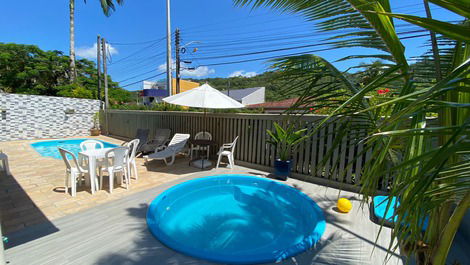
[90,112,101,136]
[267,122,308,180]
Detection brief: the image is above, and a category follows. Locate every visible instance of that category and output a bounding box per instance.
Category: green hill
[189,72,293,102]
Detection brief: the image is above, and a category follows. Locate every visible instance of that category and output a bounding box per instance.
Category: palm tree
[69,0,123,82]
[235,0,469,264]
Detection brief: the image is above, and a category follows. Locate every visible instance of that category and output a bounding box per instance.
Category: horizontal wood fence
[102,110,381,192]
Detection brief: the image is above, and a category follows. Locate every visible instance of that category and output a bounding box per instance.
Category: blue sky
[0,0,462,91]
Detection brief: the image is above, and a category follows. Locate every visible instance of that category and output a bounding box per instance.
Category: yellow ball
[337,198,352,213]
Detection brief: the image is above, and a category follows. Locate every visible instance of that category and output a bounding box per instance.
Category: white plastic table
[79,148,114,194]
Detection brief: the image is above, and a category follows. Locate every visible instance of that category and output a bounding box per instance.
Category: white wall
[241,87,265,105]
[0,93,100,141]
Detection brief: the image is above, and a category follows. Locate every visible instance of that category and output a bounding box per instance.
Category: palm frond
[234,0,408,73]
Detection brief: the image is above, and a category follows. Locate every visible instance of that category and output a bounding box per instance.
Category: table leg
[88,157,96,194]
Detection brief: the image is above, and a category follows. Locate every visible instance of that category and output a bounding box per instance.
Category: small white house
[141,81,168,105]
[222,87,265,105]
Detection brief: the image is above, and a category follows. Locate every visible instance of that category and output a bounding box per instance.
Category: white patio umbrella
[162,83,244,109]
[162,83,244,168]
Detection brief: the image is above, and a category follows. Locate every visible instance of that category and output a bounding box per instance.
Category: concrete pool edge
[146,174,326,265]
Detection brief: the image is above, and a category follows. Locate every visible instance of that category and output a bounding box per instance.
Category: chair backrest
[58,148,81,172]
[80,140,104,152]
[229,136,239,153]
[127,139,140,161]
[195,131,212,140]
[135,129,150,151]
[153,129,172,146]
[105,147,129,169]
[167,133,190,152]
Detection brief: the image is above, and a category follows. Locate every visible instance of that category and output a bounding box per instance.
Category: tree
[69,0,123,82]
[0,43,131,103]
[235,0,469,264]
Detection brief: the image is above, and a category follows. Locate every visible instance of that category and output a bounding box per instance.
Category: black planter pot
[273,159,292,181]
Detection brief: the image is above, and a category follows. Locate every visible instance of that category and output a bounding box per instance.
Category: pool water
[30,139,118,160]
[147,175,326,264]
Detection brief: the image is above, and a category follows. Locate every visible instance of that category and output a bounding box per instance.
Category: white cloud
[76,43,118,59]
[158,60,215,78]
[182,66,215,77]
[229,70,257,78]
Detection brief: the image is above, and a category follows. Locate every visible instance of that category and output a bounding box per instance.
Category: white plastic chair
[216,136,239,169]
[80,140,104,151]
[124,139,140,181]
[79,140,105,166]
[190,131,212,160]
[58,148,89,197]
[99,147,129,193]
[0,152,11,176]
[144,134,190,166]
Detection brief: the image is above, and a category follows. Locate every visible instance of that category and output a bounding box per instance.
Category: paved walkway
[4,166,404,265]
[0,136,197,234]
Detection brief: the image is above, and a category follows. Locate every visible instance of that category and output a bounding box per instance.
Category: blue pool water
[30,139,118,160]
[147,175,326,264]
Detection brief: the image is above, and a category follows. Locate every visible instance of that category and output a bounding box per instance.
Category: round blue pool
[147,175,326,264]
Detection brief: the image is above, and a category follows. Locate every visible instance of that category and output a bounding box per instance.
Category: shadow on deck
[0,171,59,248]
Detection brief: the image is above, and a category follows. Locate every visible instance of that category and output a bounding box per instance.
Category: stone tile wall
[0,93,100,141]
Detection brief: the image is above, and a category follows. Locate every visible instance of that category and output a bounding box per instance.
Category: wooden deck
[4,165,405,265]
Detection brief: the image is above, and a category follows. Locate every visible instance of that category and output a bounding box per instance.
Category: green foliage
[191,71,310,102]
[56,83,93,98]
[89,0,124,16]
[0,42,131,104]
[266,122,308,161]
[92,112,100,129]
[110,103,185,111]
[110,102,264,113]
[236,0,469,264]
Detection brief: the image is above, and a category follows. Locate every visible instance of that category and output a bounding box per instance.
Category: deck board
[5,167,405,265]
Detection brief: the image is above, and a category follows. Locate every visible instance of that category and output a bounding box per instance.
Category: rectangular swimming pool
[31,139,118,160]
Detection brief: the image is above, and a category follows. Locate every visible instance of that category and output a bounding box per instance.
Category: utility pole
[97,35,102,107]
[101,37,109,135]
[175,28,181,94]
[101,38,109,109]
[166,0,173,96]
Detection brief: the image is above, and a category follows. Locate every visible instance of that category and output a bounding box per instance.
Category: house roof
[222,87,264,101]
[247,97,300,109]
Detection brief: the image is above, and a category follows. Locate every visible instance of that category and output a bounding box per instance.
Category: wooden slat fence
[103,110,379,191]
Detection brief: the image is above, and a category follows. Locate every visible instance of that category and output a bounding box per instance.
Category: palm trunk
[69,0,77,82]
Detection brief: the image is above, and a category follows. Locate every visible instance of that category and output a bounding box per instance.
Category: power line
[120,72,166,88]
[189,33,432,68]
[108,51,166,72]
[180,25,431,52]
[181,2,426,35]
[109,36,166,46]
[115,30,430,86]
[184,29,429,61]
[117,69,161,83]
[109,38,166,65]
